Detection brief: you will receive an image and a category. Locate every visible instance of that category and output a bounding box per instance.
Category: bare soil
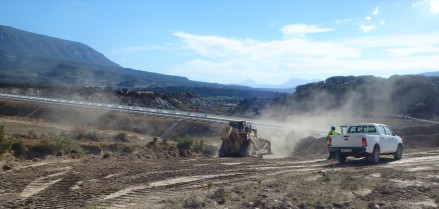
[0,150,438,209]
[1,100,439,209]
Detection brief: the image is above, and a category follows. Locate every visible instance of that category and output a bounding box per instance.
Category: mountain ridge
[0,25,286,102]
[420,71,439,76]
[235,77,320,89]
[0,25,118,67]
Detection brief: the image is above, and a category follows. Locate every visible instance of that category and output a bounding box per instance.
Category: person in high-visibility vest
[326,125,340,160]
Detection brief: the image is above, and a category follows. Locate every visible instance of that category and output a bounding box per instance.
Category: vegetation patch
[181,193,205,209]
[176,136,194,149]
[211,187,231,205]
[25,136,85,159]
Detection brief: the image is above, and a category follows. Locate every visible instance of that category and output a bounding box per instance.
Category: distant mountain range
[235,78,320,89]
[1,24,436,98]
[0,25,194,87]
[420,71,439,76]
[0,25,287,99]
[234,72,439,90]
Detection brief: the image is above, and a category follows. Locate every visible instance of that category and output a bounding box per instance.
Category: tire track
[89,158,336,208]
[19,167,72,199]
[92,173,244,208]
[3,150,438,208]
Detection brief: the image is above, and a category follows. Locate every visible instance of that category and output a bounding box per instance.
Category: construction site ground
[0,100,438,209]
[0,147,438,209]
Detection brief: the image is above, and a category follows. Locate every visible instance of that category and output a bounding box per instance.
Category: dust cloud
[253,78,403,158]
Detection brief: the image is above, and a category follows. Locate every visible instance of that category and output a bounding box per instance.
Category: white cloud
[359,7,383,33]
[359,24,375,32]
[174,31,249,58]
[413,0,439,16]
[380,20,386,25]
[281,24,334,36]
[170,29,439,84]
[373,7,380,16]
[430,0,439,15]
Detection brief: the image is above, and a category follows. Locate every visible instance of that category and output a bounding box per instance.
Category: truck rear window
[347,125,377,133]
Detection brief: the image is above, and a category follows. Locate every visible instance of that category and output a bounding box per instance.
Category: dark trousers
[327,145,335,159]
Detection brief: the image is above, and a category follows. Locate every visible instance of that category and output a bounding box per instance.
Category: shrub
[211,187,230,205]
[10,140,24,155]
[0,124,5,142]
[160,138,168,145]
[0,140,11,154]
[176,136,193,149]
[341,176,359,191]
[192,139,204,153]
[114,132,129,142]
[202,144,218,156]
[182,193,205,209]
[121,144,134,154]
[49,136,85,155]
[102,151,112,159]
[85,132,98,141]
[74,131,99,141]
[147,137,159,147]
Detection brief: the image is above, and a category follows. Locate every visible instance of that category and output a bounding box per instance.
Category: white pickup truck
[328,123,403,164]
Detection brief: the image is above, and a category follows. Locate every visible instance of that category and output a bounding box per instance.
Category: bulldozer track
[2,150,439,208]
[0,157,326,208]
[92,173,245,208]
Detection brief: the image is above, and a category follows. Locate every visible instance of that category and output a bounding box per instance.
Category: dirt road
[1,149,438,209]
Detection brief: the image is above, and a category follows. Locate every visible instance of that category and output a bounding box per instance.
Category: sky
[1,0,439,85]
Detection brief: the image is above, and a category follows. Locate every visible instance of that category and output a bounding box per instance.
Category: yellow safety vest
[326,130,340,144]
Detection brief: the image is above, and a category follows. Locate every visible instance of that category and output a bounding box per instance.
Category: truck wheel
[218,144,225,157]
[393,144,403,160]
[368,146,380,165]
[337,152,347,163]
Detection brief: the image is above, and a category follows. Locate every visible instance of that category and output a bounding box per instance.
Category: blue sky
[1,0,439,85]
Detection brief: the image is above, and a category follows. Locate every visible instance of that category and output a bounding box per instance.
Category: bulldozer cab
[229,121,248,132]
[229,121,256,134]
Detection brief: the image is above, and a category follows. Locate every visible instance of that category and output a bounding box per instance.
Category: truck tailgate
[331,134,364,147]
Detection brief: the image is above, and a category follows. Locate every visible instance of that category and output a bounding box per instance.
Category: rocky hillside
[0,86,222,113]
[284,75,439,119]
[234,75,439,119]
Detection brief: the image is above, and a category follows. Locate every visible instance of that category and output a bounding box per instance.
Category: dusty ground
[0,149,438,209]
[1,100,438,209]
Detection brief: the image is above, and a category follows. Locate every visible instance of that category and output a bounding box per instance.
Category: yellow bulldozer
[218,121,272,157]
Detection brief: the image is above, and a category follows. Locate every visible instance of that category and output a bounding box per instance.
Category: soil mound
[293,136,327,157]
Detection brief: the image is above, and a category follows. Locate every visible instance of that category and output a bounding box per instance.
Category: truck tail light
[362,137,367,147]
[328,137,332,146]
